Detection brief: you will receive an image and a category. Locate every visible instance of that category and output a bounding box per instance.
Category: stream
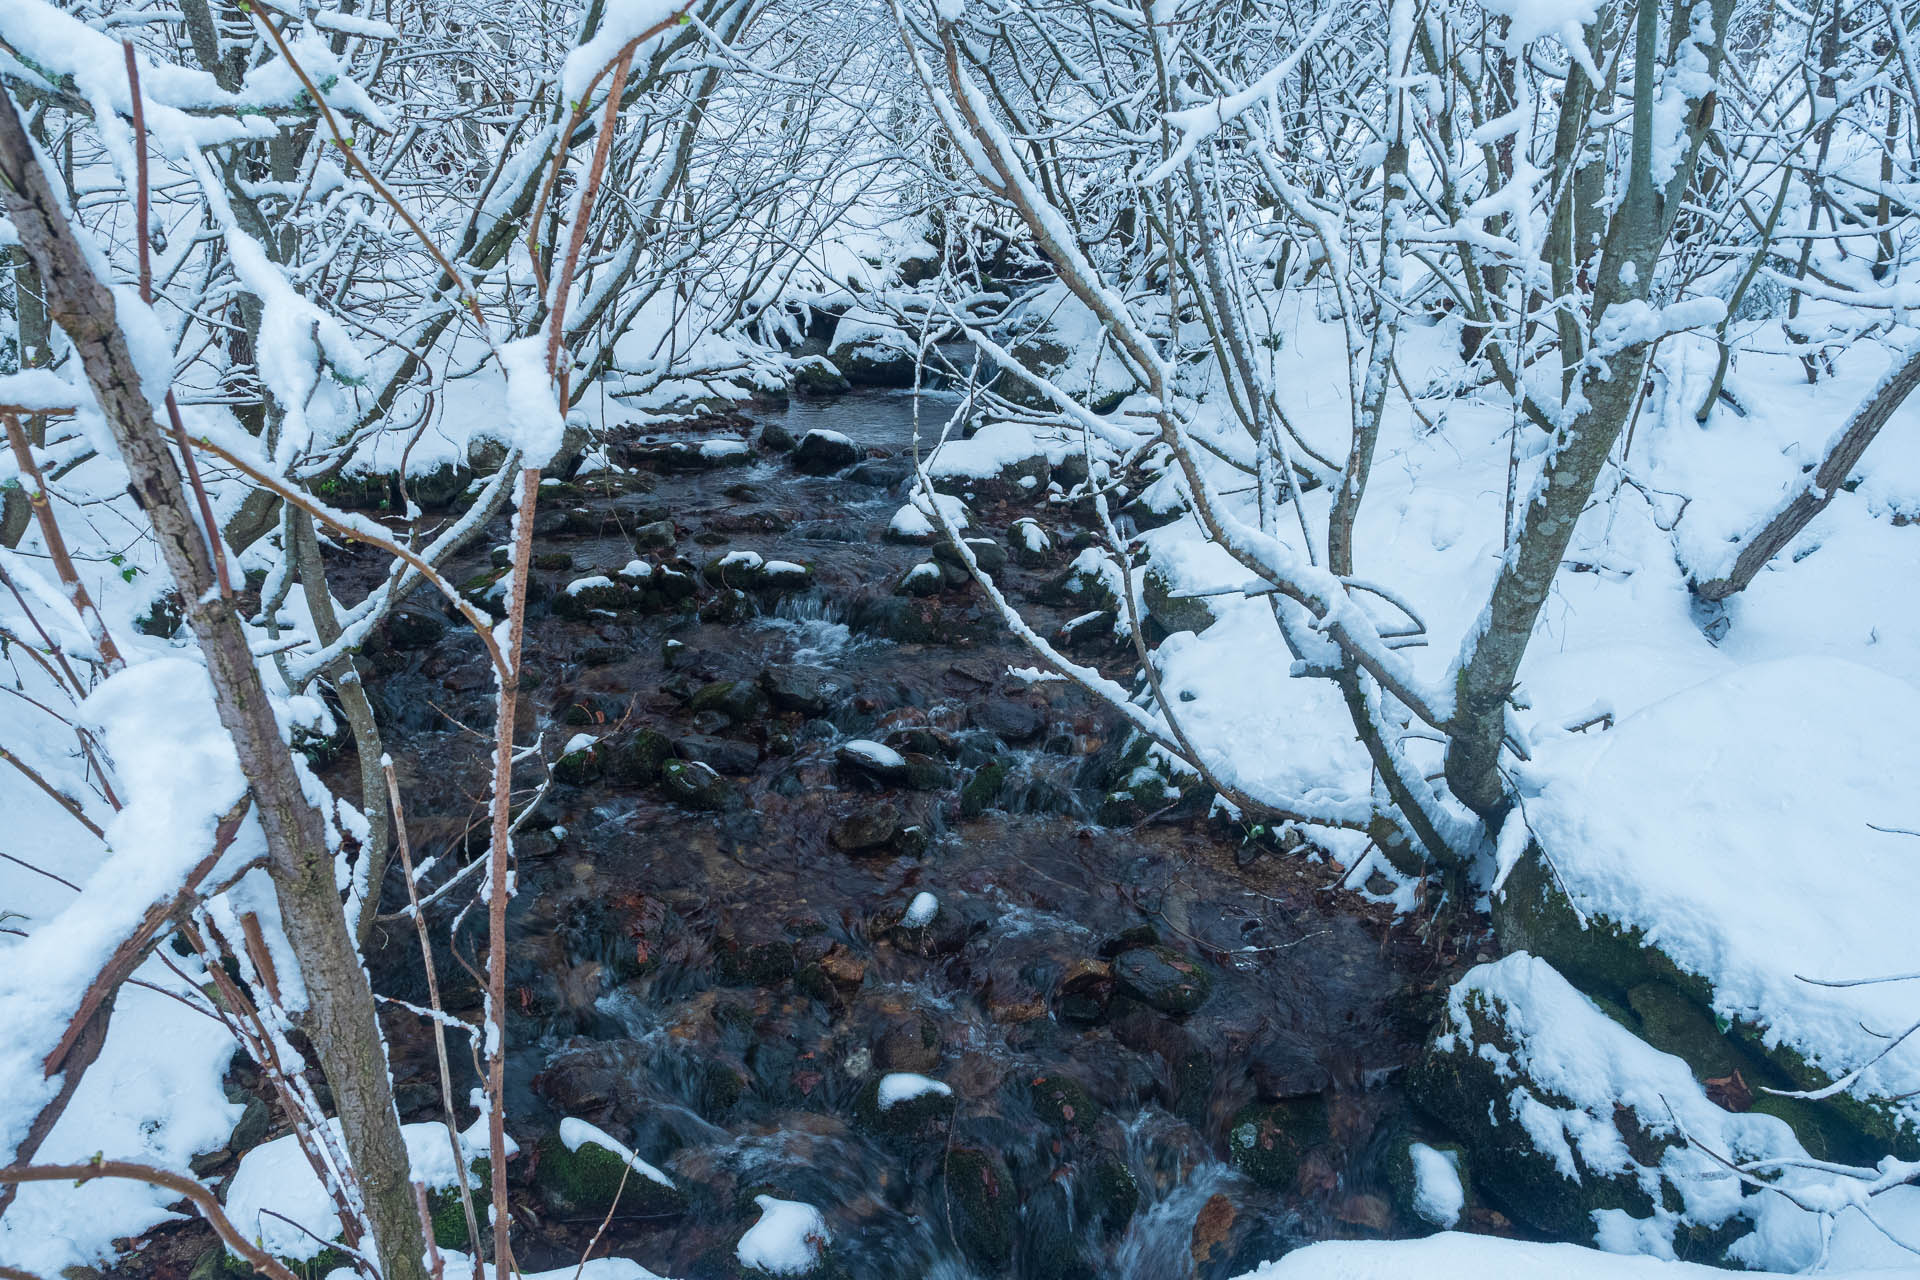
[323,389,1461,1279]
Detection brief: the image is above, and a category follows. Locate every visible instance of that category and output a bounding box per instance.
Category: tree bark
[1694,337,1920,602]
[0,88,429,1280]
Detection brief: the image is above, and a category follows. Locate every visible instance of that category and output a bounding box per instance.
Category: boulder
[1112,946,1212,1015]
[790,429,860,475]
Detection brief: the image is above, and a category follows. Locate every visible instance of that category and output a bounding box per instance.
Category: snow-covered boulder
[1409,953,1816,1261]
[827,307,917,386]
[1502,658,1920,1157]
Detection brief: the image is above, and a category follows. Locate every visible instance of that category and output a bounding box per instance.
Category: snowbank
[1519,658,1920,1126]
[1229,1234,1894,1280]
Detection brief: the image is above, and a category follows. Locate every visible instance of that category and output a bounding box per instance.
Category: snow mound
[1521,657,1920,1120]
[736,1195,828,1275]
[225,1121,478,1261]
[1229,1234,1893,1280]
[558,1116,675,1189]
[876,1073,950,1109]
[889,492,969,539]
[903,891,939,927]
[1408,1142,1464,1227]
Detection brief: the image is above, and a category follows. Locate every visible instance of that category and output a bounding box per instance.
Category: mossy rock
[1111,946,1212,1016]
[534,1133,687,1221]
[660,759,734,811]
[425,1158,491,1250]
[717,938,796,987]
[1226,1096,1328,1189]
[1073,1151,1140,1238]
[1405,987,1663,1238]
[959,759,1008,818]
[1141,565,1217,635]
[609,728,676,786]
[689,679,771,726]
[553,578,648,619]
[936,1147,1015,1270]
[1496,854,1919,1158]
[852,1076,953,1143]
[1025,1072,1101,1136]
[551,741,606,786]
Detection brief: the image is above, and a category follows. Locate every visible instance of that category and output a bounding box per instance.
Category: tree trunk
[1694,337,1920,602]
[0,88,429,1280]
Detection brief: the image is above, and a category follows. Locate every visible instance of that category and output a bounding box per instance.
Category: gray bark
[0,87,429,1280]
[1694,338,1920,602]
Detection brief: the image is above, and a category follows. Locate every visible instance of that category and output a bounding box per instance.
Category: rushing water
[341,388,1444,1278]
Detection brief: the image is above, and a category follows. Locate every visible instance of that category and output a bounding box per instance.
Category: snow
[875,1073,951,1109]
[925,420,1049,480]
[840,739,905,770]
[1408,1143,1464,1227]
[1228,1235,1896,1280]
[565,574,618,596]
[499,335,567,469]
[735,1195,829,1275]
[558,1116,676,1189]
[0,657,258,1177]
[225,1121,480,1261]
[889,492,970,538]
[562,0,685,102]
[902,892,939,927]
[1518,658,1920,1122]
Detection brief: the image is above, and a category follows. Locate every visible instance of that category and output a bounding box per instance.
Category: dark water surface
[336,389,1452,1279]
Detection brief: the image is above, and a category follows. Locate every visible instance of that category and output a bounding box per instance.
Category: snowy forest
[1,0,1917,1277]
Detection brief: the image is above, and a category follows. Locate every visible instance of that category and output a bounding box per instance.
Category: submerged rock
[1112,946,1213,1015]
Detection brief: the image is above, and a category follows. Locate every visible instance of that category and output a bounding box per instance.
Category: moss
[534,1133,687,1221]
[959,759,1008,818]
[1226,1096,1328,1189]
[1406,990,1662,1238]
[609,728,676,786]
[852,1075,953,1143]
[937,1148,1015,1270]
[1074,1151,1140,1238]
[1497,855,1920,1159]
[1026,1072,1101,1136]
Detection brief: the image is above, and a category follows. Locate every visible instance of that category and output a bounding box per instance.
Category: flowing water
[331,389,1454,1279]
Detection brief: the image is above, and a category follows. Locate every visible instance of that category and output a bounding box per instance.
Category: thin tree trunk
[1694,337,1920,602]
[0,88,429,1280]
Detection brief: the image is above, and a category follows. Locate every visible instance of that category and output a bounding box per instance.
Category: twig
[0,1160,301,1280]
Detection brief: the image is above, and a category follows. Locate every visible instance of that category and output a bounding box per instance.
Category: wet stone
[831,802,900,853]
[1250,1029,1333,1101]
[791,429,860,475]
[633,519,677,548]
[759,665,852,716]
[931,536,1008,574]
[1112,946,1213,1017]
[874,1013,942,1073]
[676,735,760,776]
[688,679,771,726]
[972,696,1045,743]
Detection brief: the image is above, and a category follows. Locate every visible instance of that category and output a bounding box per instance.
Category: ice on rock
[903,891,939,927]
